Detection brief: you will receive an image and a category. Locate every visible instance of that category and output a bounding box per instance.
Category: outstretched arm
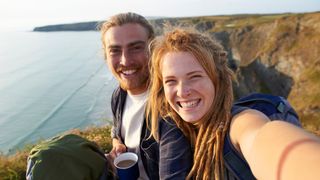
[230,109,320,180]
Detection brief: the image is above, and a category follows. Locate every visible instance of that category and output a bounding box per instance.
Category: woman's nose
[177,82,191,98]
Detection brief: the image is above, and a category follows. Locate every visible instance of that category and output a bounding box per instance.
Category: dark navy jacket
[111,87,192,179]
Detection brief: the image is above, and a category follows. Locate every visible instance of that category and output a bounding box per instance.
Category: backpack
[223,93,301,180]
[26,134,116,180]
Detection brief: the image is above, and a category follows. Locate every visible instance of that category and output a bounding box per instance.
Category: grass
[291,66,320,133]
[0,151,29,180]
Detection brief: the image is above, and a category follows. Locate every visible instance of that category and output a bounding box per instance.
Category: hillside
[33,21,100,31]
[152,12,320,132]
[34,12,320,132]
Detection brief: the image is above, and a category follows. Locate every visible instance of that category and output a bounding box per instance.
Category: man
[100,12,192,179]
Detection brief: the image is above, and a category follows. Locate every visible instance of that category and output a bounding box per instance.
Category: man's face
[104,23,150,95]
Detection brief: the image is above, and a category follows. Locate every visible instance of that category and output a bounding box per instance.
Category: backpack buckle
[277,102,285,113]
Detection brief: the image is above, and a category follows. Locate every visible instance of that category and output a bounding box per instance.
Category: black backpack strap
[223,133,256,180]
[223,106,256,180]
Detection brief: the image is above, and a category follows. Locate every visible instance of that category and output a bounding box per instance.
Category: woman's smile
[177,99,201,109]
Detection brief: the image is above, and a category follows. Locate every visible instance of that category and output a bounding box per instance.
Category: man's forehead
[104,23,148,47]
[106,39,146,48]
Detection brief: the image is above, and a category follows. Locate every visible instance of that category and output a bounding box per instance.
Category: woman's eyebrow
[186,70,203,76]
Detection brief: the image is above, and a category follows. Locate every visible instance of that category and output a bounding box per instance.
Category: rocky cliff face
[150,12,320,131]
[226,13,320,132]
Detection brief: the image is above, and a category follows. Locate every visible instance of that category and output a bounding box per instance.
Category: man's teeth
[179,100,199,108]
[122,69,136,75]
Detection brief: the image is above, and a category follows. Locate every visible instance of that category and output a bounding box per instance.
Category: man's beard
[118,71,149,92]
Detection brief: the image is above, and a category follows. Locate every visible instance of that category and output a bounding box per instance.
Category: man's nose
[119,50,130,66]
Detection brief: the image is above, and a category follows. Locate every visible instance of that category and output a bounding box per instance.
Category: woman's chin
[180,115,201,124]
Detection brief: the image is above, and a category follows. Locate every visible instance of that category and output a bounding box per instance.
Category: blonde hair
[99,12,155,57]
[147,27,234,179]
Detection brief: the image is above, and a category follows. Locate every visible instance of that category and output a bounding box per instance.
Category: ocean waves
[0,31,116,154]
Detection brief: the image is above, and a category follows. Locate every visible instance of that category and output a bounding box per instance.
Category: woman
[147,27,320,180]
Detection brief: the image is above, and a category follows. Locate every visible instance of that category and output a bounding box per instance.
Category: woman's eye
[164,79,176,85]
[190,75,202,79]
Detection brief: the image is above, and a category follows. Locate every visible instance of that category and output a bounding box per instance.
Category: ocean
[0,31,117,154]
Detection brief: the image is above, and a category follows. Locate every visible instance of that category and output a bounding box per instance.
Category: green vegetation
[0,150,29,180]
[0,126,112,180]
[174,14,292,32]
[290,66,320,133]
[301,113,320,136]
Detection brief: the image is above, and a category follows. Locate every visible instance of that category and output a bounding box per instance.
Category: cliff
[33,21,101,31]
[150,12,320,132]
[33,12,320,132]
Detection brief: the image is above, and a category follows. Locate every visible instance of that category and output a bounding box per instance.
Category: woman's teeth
[179,99,199,108]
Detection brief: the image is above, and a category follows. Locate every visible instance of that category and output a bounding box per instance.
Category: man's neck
[127,85,148,95]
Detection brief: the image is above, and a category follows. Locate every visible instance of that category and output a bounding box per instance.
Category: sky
[0,0,319,31]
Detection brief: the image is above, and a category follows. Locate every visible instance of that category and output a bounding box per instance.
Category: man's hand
[108,138,127,160]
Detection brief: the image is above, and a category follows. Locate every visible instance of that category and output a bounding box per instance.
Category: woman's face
[161,51,215,124]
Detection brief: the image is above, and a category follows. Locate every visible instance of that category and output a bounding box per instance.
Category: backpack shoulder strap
[223,133,256,180]
[223,105,256,180]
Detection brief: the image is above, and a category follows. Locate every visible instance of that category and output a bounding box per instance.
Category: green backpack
[26,134,116,180]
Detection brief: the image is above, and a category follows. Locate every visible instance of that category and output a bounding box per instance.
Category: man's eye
[109,49,121,55]
[130,45,144,52]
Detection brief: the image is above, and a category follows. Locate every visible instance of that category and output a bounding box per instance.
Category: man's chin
[119,82,136,91]
[119,81,147,93]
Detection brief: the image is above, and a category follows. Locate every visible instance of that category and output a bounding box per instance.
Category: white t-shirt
[121,91,149,180]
